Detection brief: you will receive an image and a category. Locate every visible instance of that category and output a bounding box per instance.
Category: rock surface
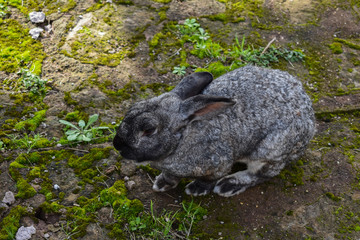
[29,27,44,39]
[0,0,360,239]
[15,226,36,240]
[29,12,46,23]
[2,191,15,205]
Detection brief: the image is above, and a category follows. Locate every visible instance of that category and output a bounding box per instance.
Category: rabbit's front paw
[153,173,180,192]
[213,177,247,197]
[185,180,215,196]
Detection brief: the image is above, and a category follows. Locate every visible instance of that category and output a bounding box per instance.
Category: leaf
[65,130,79,135]
[59,120,79,130]
[96,126,109,130]
[67,133,80,141]
[78,120,86,129]
[82,135,92,142]
[85,114,99,129]
[85,132,93,138]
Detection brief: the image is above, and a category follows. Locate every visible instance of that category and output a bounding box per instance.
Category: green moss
[14,109,46,131]
[68,147,111,173]
[149,32,167,49]
[158,10,167,21]
[64,92,78,106]
[9,161,27,169]
[3,0,77,15]
[329,42,343,54]
[137,164,161,177]
[195,61,241,78]
[28,166,41,179]
[334,38,360,50]
[286,210,294,216]
[206,0,263,23]
[15,152,38,165]
[15,178,37,199]
[0,205,27,240]
[64,110,88,122]
[278,160,305,188]
[100,180,144,217]
[325,192,341,202]
[0,19,45,74]
[39,201,64,214]
[113,0,134,4]
[207,12,245,23]
[350,57,360,66]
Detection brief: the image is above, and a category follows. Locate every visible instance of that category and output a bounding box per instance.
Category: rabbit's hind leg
[213,160,281,197]
[185,179,216,196]
[153,172,181,192]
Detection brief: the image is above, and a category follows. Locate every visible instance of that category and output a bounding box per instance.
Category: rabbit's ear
[180,95,235,121]
[172,72,213,100]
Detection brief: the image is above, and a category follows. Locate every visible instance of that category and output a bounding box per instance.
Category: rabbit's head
[113,72,234,162]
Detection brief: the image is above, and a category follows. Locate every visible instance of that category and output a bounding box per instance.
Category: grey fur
[113,65,315,197]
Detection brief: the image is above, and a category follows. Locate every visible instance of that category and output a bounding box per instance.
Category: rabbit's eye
[142,127,156,137]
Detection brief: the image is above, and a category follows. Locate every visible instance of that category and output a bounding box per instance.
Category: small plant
[19,133,41,154]
[177,18,200,36]
[126,200,206,239]
[179,200,204,237]
[7,133,42,153]
[129,217,147,231]
[172,66,186,76]
[60,221,80,240]
[18,68,47,95]
[175,20,305,69]
[59,114,109,142]
[195,28,210,42]
[148,200,178,239]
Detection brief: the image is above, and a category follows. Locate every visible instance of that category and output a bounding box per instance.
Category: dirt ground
[1,0,360,239]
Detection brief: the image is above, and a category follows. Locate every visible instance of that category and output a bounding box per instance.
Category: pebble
[2,191,15,205]
[29,11,46,23]
[15,225,36,240]
[53,184,60,190]
[44,24,52,33]
[125,180,136,190]
[29,28,44,39]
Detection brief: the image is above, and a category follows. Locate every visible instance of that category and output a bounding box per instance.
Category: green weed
[126,200,207,239]
[172,66,187,76]
[7,133,47,153]
[59,114,110,142]
[174,19,305,72]
[177,18,200,36]
[18,68,47,95]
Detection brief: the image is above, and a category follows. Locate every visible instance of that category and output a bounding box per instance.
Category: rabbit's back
[203,65,315,161]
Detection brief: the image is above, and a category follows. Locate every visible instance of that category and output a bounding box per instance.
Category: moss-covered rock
[14,110,46,131]
[0,19,45,74]
[15,178,37,199]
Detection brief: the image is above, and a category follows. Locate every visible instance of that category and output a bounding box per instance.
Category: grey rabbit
[113,65,315,197]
